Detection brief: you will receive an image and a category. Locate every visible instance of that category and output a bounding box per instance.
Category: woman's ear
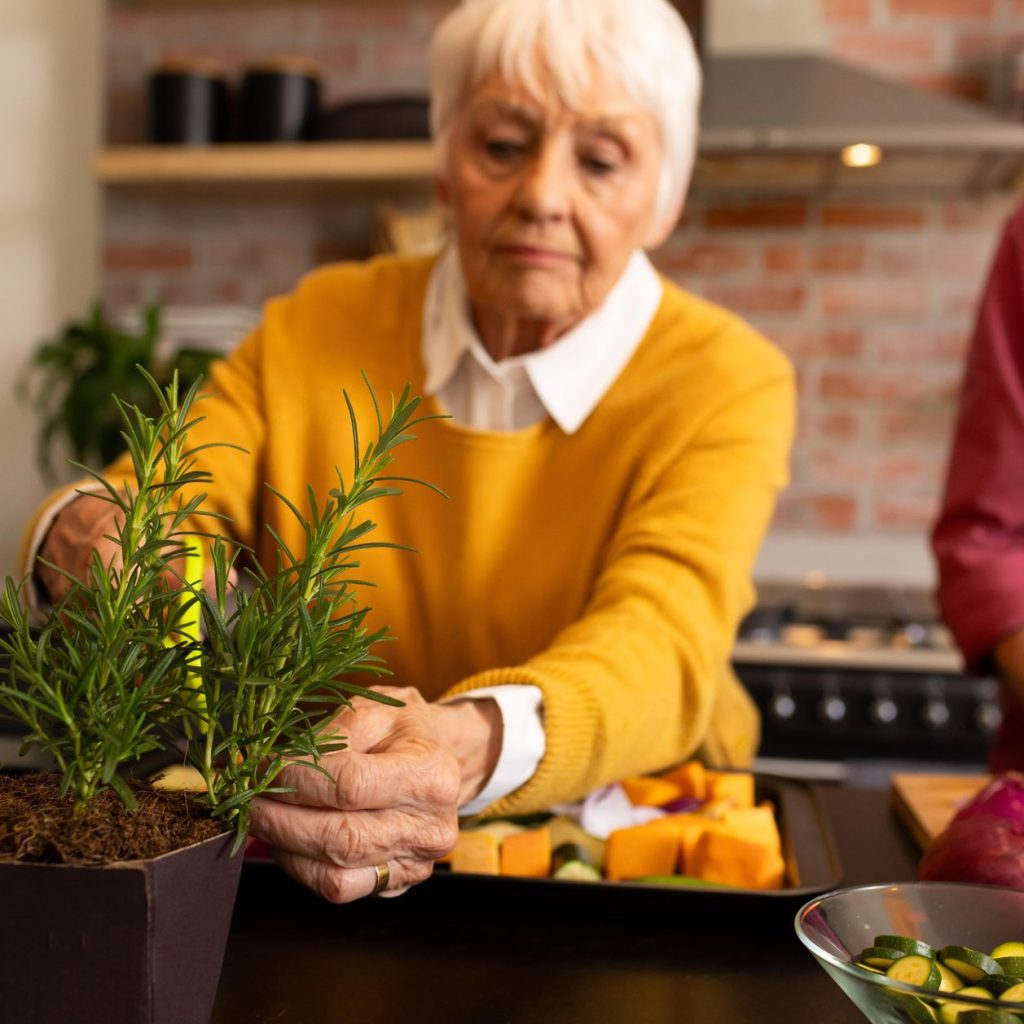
[642,196,684,250]
[435,173,452,208]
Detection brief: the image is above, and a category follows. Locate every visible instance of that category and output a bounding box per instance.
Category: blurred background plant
[18,301,219,481]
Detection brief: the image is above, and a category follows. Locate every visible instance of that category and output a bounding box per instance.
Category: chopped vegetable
[876,935,938,958]
[658,760,707,801]
[940,947,1001,984]
[887,954,941,989]
[499,826,551,878]
[998,981,1024,1002]
[858,946,908,970]
[704,770,755,808]
[448,831,500,875]
[550,842,601,881]
[619,776,683,807]
[605,820,680,881]
[938,986,992,1024]
[990,943,1024,960]
[688,823,784,890]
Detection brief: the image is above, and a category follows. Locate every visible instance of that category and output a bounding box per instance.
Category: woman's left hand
[248,685,501,901]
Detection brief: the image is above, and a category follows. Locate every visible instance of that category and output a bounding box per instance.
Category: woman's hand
[36,494,123,605]
[248,685,503,902]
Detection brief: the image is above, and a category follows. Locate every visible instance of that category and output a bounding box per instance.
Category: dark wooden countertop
[212,786,919,1024]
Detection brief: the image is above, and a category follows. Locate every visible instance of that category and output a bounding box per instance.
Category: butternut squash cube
[620,775,683,807]
[499,826,552,878]
[689,824,785,890]
[605,820,681,880]
[716,805,782,855]
[705,769,755,808]
[658,760,707,801]
[448,830,500,875]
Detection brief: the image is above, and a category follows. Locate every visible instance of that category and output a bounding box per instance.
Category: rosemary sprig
[0,371,212,809]
[182,381,443,849]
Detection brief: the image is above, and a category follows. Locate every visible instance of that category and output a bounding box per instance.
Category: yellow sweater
[26,253,795,817]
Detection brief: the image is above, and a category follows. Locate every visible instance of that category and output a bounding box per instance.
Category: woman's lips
[498,244,574,266]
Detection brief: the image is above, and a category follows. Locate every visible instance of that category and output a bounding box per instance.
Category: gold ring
[371,862,390,896]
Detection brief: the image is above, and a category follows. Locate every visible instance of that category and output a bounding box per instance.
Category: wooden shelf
[96,142,1000,195]
[94,142,437,186]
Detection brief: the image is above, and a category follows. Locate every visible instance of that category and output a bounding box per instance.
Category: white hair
[428,0,702,230]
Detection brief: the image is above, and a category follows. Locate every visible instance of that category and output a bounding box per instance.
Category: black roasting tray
[419,774,843,918]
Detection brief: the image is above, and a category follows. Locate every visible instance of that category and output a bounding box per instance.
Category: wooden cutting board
[890,772,989,850]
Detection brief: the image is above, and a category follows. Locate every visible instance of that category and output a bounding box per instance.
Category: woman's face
[437,67,670,339]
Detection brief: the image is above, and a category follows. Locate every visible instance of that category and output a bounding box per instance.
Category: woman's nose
[513,143,571,222]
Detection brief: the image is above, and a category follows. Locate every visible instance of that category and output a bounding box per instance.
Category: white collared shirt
[423,247,663,815]
[423,247,663,434]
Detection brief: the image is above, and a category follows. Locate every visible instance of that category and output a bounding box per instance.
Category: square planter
[0,830,243,1024]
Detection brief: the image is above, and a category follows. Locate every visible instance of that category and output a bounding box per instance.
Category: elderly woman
[30,0,794,901]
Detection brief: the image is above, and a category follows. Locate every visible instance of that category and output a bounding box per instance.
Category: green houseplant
[0,370,436,1024]
[19,300,219,480]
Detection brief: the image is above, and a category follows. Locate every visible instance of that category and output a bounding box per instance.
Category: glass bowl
[795,882,1024,1024]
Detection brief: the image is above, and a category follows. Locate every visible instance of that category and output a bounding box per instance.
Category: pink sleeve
[932,205,1024,670]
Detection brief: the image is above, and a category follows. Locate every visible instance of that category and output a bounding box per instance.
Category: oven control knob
[770,691,796,721]
[922,699,951,730]
[869,696,899,725]
[818,694,847,724]
[975,702,1002,735]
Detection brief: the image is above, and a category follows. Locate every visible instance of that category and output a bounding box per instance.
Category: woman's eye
[580,153,619,176]
[484,139,525,162]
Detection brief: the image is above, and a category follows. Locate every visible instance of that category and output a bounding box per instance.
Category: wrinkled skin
[37,493,123,606]
[249,686,468,901]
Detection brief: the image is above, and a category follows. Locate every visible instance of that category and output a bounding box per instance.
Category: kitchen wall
[102,0,1024,584]
[0,0,102,580]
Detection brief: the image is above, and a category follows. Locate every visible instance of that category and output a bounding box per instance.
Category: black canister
[239,57,321,143]
[147,59,229,145]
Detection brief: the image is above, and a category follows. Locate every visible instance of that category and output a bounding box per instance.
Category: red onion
[919,815,1024,887]
[917,772,1024,889]
[950,772,1024,826]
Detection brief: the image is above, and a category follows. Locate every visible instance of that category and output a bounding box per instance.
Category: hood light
[841,143,883,168]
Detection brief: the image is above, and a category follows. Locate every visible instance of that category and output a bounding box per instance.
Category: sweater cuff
[447,685,545,816]
[938,552,1024,671]
[443,664,602,818]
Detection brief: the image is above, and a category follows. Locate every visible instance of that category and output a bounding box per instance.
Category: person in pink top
[933,201,1024,772]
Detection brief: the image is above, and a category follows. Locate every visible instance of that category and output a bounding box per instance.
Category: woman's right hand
[36,494,123,605]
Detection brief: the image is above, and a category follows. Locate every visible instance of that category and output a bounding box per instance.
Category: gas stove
[733,583,997,778]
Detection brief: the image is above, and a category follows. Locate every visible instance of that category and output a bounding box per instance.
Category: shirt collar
[422,247,663,435]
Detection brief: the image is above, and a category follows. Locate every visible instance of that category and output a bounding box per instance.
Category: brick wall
[103,0,1024,537]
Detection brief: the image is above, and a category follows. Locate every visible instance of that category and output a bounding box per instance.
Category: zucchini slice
[940,947,1001,984]
[992,957,1024,977]
[876,934,938,959]
[983,975,1024,996]
[955,1011,1020,1024]
[937,986,992,1024]
[550,841,601,882]
[887,954,942,990]
[990,942,1024,960]
[859,946,908,969]
[997,981,1024,1003]
[937,962,965,993]
[552,859,602,881]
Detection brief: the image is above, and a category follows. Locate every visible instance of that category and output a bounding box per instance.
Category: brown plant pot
[0,830,243,1024]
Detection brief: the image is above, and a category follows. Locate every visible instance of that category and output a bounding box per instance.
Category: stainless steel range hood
[691,55,1024,193]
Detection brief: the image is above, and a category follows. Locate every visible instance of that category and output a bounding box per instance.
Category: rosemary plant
[0,371,439,851]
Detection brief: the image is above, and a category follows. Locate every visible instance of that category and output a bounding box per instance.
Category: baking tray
[421,775,842,916]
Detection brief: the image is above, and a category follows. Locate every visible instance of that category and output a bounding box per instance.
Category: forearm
[431,697,503,807]
[995,628,1024,703]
